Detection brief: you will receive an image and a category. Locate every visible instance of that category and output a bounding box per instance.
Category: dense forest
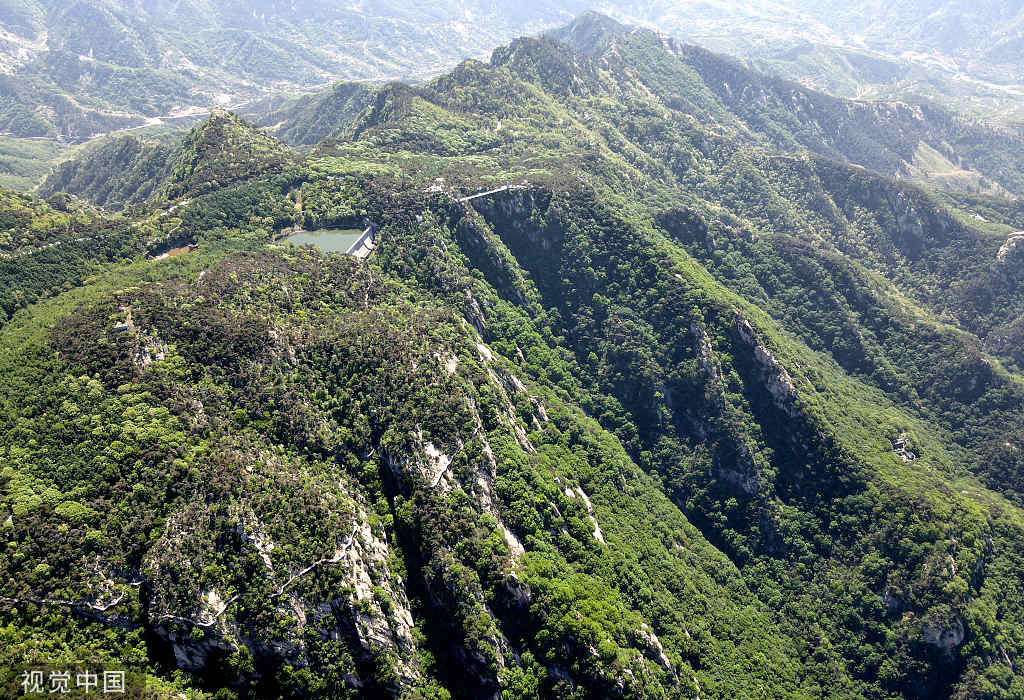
[3,11,1024,700]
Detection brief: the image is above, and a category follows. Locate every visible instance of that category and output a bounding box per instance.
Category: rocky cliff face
[7,12,1024,699]
[142,454,421,687]
[733,316,799,418]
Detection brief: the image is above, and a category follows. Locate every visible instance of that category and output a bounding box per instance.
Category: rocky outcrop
[477,344,537,455]
[142,466,421,688]
[997,231,1024,262]
[345,510,419,682]
[733,316,799,417]
[561,481,606,544]
[113,305,169,372]
[469,187,562,256]
[923,616,966,654]
[683,321,768,497]
[719,439,765,497]
[454,209,532,305]
[636,624,673,672]
[692,321,723,387]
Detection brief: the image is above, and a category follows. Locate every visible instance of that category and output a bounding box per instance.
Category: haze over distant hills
[612,0,1024,125]
[5,6,1024,699]
[0,0,1020,145]
[44,11,1023,207]
[0,0,580,140]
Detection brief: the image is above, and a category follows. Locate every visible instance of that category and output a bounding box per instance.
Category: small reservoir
[286,228,364,253]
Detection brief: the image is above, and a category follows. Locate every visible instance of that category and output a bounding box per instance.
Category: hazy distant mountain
[0,0,590,140]
[0,1,1020,143]
[8,12,1024,698]
[605,0,1024,125]
[608,0,1023,63]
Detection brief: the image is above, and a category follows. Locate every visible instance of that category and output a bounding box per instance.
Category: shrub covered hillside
[4,12,1024,700]
[35,134,177,211]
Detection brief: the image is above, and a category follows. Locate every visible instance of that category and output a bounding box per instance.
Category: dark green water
[286,228,363,252]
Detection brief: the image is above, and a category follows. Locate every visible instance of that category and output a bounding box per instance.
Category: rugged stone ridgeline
[4,173,1024,698]
[5,11,1024,700]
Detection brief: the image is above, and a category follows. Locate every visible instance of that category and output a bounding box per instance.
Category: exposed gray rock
[892,433,918,462]
[997,231,1024,262]
[734,316,799,417]
[637,624,673,672]
[159,625,236,672]
[923,616,966,653]
[719,439,764,497]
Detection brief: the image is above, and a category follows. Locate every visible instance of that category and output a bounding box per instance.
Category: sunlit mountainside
[2,7,1024,700]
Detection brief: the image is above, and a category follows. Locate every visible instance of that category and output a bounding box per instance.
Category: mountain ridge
[5,10,1024,699]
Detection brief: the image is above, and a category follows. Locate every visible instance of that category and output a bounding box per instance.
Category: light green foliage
[4,12,1024,700]
[0,136,68,191]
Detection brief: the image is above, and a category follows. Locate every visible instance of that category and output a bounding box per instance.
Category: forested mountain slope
[5,13,1024,700]
[547,13,1024,196]
[37,110,295,210]
[2,1,1020,142]
[0,0,588,140]
[49,13,1024,209]
[3,2,1019,194]
[34,133,176,210]
[601,1,1024,126]
[220,13,1024,198]
[250,82,377,148]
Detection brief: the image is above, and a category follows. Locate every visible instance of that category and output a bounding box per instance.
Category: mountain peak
[546,11,636,56]
[161,111,296,201]
[489,36,604,97]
